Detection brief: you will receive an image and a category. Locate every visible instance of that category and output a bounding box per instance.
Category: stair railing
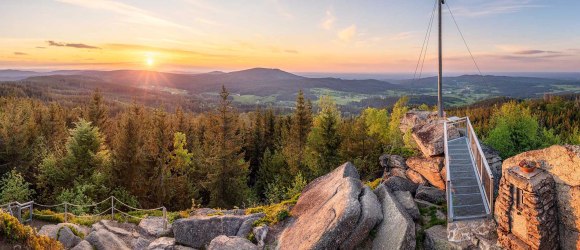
[444,117,494,221]
[465,117,494,217]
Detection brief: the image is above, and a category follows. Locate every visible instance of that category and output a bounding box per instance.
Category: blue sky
[0,0,579,73]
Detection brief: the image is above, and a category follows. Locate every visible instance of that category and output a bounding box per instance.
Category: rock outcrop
[424,225,473,250]
[413,121,460,157]
[340,186,383,250]
[86,229,131,250]
[501,145,580,250]
[207,235,257,250]
[393,191,421,221]
[173,213,264,248]
[58,226,82,249]
[138,217,172,238]
[406,157,445,190]
[372,184,416,250]
[383,176,418,194]
[278,162,364,249]
[415,185,446,204]
[399,111,439,134]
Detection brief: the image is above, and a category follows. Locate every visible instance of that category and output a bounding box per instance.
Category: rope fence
[0,196,167,229]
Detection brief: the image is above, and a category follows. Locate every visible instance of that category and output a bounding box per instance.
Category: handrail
[443,120,453,222]
[444,116,494,221]
[465,117,494,215]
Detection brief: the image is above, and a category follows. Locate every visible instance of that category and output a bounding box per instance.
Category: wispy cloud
[389,31,415,41]
[14,52,28,56]
[35,47,46,49]
[449,0,543,17]
[105,43,227,58]
[514,50,558,55]
[321,10,336,30]
[47,40,100,49]
[56,0,194,31]
[338,25,357,42]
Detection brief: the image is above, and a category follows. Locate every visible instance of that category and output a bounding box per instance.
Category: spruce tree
[111,102,145,196]
[306,96,342,176]
[202,86,250,208]
[283,90,312,175]
[88,89,108,131]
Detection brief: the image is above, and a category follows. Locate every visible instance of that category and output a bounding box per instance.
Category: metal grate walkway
[444,117,494,222]
[447,137,487,219]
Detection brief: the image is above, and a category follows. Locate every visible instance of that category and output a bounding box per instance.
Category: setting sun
[146,57,154,67]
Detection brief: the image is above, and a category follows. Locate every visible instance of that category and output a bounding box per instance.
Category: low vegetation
[0,211,63,250]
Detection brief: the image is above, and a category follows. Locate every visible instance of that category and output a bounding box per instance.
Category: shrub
[0,170,35,204]
[0,211,63,250]
[365,178,382,190]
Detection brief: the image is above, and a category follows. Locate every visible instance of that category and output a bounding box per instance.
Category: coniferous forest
[0,87,578,211]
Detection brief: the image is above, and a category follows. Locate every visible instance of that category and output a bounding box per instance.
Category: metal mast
[438,0,444,118]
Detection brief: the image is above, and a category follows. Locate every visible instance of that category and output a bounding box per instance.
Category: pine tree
[283,90,312,175]
[306,96,342,176]
[88,89,108,130]
[145,108,173,205]
[202,86,250,208]
[263,107,277,151]
[246,107,264,187]
[111,102,145,196]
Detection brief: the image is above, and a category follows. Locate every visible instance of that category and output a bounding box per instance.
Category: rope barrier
[112,197,164,211]
[5,196,167,229]
[66,197,112,208]
[33,202,66,208]
[113,208,147,220]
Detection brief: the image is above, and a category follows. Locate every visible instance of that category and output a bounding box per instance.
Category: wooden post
[163,207,167,230]
[111,196,114,220]
[29,203,33,222]
[64,203,68,223]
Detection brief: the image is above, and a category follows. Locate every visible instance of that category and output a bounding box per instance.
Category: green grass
[246,194,299,226]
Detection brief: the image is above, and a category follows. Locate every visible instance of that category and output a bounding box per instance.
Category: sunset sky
[1,0,579,73]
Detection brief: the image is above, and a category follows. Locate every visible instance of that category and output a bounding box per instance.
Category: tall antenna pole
[438,0,444,118]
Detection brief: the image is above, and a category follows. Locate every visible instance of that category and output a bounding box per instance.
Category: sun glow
[146,56,154,67]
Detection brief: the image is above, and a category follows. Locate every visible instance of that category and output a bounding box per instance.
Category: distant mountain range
[1,68,579,110]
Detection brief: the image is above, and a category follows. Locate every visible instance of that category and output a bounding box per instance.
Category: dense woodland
[0,87,578,211]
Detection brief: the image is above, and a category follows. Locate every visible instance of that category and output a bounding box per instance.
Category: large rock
[58,226,82,249]
[406,157,445,190]
[147,237,191,250]
[173,213,264,248]
[393,191,421,221]
[38,223,89,240]
[138,217,172,238]
[38,224,60,239]
[71,240,93,250]
[502,145,580,250]
[86,229,130,250]
[415,185,446,204]
[383,176,418,194]
[372,184,416,250]
[341,186,383,250]
[399,111,439,134]
[132,237,151,250]
[278,162,363,249]
[380,154,408,170]
[424,225,473,250]
[207,235,257,250]
[236,213,265,237]
[252,225,268,249]
[406,169,428,185]
[411,120,460,157]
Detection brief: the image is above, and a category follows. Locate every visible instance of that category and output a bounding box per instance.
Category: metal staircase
[444,117,494,222]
